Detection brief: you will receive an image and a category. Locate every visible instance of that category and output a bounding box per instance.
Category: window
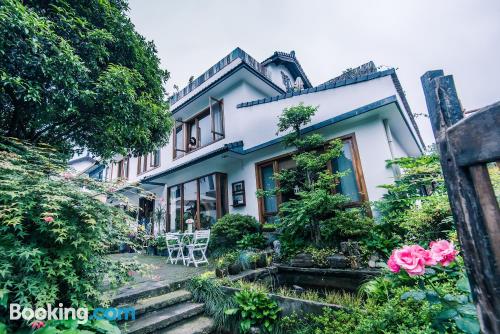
[167,173,228,231]
[256,134,368,223]
[173,97,224,159]
[137,150,160,175]
[117,158,129,180]
[151,149,160,167]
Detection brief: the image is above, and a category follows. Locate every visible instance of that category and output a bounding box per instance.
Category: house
[74,47,424,233]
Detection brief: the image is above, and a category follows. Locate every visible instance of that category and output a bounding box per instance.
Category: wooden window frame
[255,133,369,223]
[172,97,224,160]
[117,158,129,180]
[167,172,228,231]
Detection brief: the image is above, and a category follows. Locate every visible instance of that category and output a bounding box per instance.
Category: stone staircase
[112,280,214,334]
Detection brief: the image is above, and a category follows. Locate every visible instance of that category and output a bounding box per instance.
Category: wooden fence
[421,70,500,333]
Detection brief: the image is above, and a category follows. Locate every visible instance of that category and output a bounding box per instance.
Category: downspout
[383,119,401,179]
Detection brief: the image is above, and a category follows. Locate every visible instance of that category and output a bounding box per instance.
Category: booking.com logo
[10,303,135,324]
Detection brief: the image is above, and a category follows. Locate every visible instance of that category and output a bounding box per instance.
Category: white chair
[186,230,210,267]
[165,233,185,265]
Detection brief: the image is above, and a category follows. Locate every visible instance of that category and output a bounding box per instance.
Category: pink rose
[429,240,458,266]
[387,251,400,273]
[31,321,45,329]
[43,216,54,223]
[412,244,437,266]
[392,245,427,276]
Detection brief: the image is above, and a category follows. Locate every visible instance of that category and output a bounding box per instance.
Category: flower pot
[158,249,169,257]
[215,268,228,278]
[147,246,157,255]
[228,263,242,275]
[249,261,258,270]
[256,254,267,268]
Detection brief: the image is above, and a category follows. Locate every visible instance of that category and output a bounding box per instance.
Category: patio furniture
[165,233,185,265]
[185,229,211,267]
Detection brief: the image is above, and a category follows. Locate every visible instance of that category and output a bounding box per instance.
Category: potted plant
[146,236,157,255]
[256,252,268,268]
[227,252,242,275]
[156,235,168,256]
[248,252,259,270]
[215,257,229,278]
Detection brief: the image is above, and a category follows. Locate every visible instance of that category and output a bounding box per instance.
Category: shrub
[187,272,238,332]
[0,138,141,327]
[210,214,260,254]
[226,288,281,333]
[237,233,267,250]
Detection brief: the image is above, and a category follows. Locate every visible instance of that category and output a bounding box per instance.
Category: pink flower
[127,270,136,276]
[387,251,400,273]
[429,240,458,266]
[412,244,437,266]
[62,172,73,180]
[392,245,427,276]
[31,321,45,329]
[43,216,54,223]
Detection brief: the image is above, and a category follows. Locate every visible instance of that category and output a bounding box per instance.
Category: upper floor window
[137,149,161,175]
[173,97,224,159]
[117,158,129,180]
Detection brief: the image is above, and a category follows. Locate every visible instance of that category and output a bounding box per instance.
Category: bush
[0,138,141,327]
[237,233,267,250]
[210,214,260,254]
[226,287,281,333]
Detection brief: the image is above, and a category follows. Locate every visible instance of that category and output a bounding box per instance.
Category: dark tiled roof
[261,51,313,88]
[170,48,271,106]
[237,68,396,108]
[324,61,378,85]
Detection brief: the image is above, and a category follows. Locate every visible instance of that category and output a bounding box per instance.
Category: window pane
[188,122,197,150]
[332,140,361,202]
[169,186,182,232]
[198,113,212,147]
[183,180,198,224]
[199,175,217,228]
[152,150,160,167]
[219,174,228,216]
[211,99,223,140]
[261,165,278,214]
[175,127,184,157]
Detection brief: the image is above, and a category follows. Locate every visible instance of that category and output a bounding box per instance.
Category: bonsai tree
[259,103,372,255]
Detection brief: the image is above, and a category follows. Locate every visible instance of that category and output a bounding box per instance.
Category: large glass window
[168,186,182,232]
[256,134,367,223]
[331,139,361,202]
[173,97,224,158]
[199,175,217,228]
[167,173,228,231]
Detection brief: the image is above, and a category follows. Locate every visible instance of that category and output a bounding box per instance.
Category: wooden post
[421,70,500,333]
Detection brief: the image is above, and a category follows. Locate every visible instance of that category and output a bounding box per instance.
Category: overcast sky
[127,0,500,146]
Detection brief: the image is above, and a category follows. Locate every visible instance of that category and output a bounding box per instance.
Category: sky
[127,0,500,146]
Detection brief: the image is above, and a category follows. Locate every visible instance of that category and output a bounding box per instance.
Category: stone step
[111,279,188,306]
[120,301,205,334]
[158,315,214,334]
[118,289,193,318]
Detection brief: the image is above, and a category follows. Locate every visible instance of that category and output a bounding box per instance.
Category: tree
[261,103,372,255]
[0,0,173,159]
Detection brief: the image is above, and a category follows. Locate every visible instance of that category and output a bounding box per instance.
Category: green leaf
[225,308,238,315]
[456,276,471,293]
[457,304,478,317]
[401,290,426,301]
[436,308,458,320]
[455,316,480,334]
[0,322,6,334]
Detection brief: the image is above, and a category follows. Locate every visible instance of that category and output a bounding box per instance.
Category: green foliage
[226,288,281,333]
[0,0,173,158]
[0,138,141,316]
[365,152,453,256]
[268,104,372,255]
[187,273,238,332]
[303,246,336,268]
[237,233,267,250]
[210,214,260,254]
[31,319,120,334]
[215,251,240,270]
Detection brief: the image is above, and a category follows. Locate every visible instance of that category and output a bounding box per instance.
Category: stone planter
[228,263,242,275]
[146,245,157,255]
[327,255,349,269]
[290,253,313,267]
